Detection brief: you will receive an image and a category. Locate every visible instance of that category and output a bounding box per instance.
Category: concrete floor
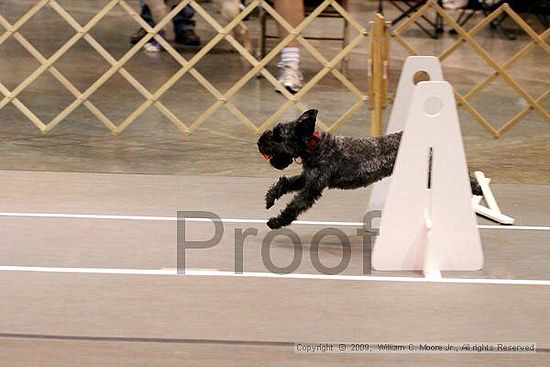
[0,170,548,366]
[0,1,549,365]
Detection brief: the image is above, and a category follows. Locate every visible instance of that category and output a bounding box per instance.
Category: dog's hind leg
[265,174,306,209]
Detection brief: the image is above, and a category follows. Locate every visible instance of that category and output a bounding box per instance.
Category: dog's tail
[470,174,483,196]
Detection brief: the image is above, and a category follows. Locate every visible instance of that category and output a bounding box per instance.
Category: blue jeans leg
[173,5,196,34]
[139,1,195,34]
[139,0,156,28]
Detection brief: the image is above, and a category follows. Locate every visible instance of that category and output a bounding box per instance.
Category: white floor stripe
[0,266,548,286]
[0,212,548,231]
[477,224,549,231]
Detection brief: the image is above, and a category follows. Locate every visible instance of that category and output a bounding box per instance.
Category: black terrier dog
[257,109,482,229]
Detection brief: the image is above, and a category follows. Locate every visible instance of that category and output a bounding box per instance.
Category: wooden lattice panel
[391,0,550,138]
[0,0,368,135]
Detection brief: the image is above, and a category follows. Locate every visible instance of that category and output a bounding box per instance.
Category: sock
[281,47,300,67]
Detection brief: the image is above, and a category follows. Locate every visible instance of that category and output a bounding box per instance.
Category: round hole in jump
[423,97,443,117]
[413,70,430,85]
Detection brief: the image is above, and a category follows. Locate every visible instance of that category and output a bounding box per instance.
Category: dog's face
[257,109,318,170]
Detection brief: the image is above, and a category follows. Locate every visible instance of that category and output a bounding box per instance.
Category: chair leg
[260,8,267,59]
[456,9,467,26]
[390,1,439,38]
[340,16,350,74]
[435,0,444,34]
[538,13,549,28]
[450,7,479,34]
[449,10,464,34]
[491,13,517,40]
[461,11,477,27]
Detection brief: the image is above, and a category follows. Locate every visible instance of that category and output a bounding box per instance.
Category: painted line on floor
[0,212,353,226]
[0,266,549,286]
[0,212,548,231]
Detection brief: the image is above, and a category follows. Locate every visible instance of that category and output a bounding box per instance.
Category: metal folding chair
[451,0,516,39]
[378,0,444,38]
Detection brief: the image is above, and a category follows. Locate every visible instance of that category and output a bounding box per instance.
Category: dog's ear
[295,109,318,137]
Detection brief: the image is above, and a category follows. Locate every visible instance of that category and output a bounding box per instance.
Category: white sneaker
[277,62,303,94]
[143,40,162,53]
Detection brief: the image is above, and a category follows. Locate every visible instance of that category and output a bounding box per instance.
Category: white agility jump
[370,56,516,277]
[368,56,514,225]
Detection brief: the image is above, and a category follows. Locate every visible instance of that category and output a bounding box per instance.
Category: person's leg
[173,4,196,32]
[275,0,305,93]
[275,0,304,48]
[143,1,171,52]
[173,5,201,46]
[131,0,156,44]
[141,1,156,27]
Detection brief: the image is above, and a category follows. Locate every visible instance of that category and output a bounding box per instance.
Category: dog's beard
[269,153,293,170]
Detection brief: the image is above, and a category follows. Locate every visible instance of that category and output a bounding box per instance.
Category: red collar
[306,131,321,152]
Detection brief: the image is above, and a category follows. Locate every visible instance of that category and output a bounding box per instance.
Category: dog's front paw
[267,216,292,229]
[267,217,283,229]
[265,177,288,209]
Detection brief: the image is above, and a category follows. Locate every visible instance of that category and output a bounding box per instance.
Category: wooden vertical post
[368,13,390,137]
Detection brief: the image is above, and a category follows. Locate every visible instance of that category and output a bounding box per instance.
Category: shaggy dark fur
[257,109,482,229]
